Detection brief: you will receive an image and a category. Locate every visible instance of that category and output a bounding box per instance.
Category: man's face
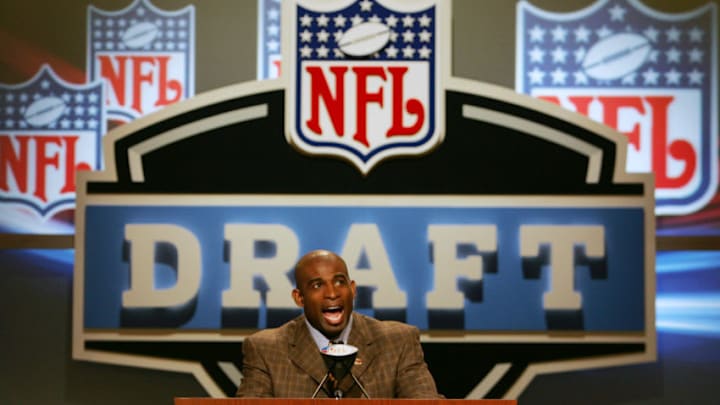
[292,255,356,339]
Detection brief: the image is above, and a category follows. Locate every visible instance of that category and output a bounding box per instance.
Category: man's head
[292,250,356,339]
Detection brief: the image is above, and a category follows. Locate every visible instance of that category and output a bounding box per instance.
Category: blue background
[84,204,645,331]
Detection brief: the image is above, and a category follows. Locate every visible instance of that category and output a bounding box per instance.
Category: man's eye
[311,282,322,289]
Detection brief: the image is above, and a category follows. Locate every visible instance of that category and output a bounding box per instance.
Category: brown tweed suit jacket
[236,312,442,398]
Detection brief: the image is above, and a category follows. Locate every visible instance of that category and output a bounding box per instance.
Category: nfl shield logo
[258,0,282,79]
[87,0,195,124]
[0,65,105,219]
[285,0,447,174]
[516,0,718,215]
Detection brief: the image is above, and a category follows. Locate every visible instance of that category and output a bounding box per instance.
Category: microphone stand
[311,373,331,399]
[350,372,371,398]
[311,370,371,399]
[312,343,371,399]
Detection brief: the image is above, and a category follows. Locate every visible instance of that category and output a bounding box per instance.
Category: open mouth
[322,305,344,325]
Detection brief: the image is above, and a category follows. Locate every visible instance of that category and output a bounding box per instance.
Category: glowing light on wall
[656,251,720,337]
[657,294,720,335]
[0,207,75,234]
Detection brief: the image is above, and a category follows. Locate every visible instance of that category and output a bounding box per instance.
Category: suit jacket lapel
[340,313,378,393]
[288,317,327,386]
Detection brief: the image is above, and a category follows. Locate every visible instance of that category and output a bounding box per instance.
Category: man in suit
[236,249,442,398]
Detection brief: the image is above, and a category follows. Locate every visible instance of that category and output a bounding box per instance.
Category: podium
[175,399,517,405]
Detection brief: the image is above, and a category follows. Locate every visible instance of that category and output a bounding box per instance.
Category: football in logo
[24,96,67,127]
[338,22,391,56]
[582,33,651,80]
[121,21,160,49]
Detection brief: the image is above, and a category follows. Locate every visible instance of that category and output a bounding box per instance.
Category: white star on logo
[351,14,364,26]
[418,46,431,59]
[666,27,681,42]
[418,14,431,27]
[334,14,346,27]
[385,45,399,58]
[688,69,704,85]
[596,25,613,38]
[300,29,312,42]
[359,0,372,12]
[574,25,591,43]
[688,27,703,42]
[665,68,681,85]
[643,26,659,42]
[552,46,567,63]
[419,30,431,42]
[688,48,703,63]
[551,25,568,42]
[573,71,588,85]
[529,46,544,63]
[529,25,545,42]
[317,30,329,42]
[300,45,312,58]
[642,68,659,85]
[551,68,567,84]
[300,14,313,27]
[574,47,586,63]
[665,48,681,63]
[316,14,329,27]
[608,4,626,22]
[385,14,398,28]
[316,45,329,58]
[402,15,415,27]
[647,49,659,63]
[528,67,545,84]
[402,45,415,58]
[402,29,415,42]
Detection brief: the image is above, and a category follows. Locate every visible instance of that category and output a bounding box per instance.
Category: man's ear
[292,288,304,307]
[350,280,357,298]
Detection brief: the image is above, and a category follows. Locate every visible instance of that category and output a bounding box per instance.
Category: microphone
[311,343,370,399]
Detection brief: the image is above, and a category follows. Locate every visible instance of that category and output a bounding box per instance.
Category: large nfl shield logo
[0,65,105,219]
[516,0,718,215]
[87,0,195,124]
[286,0,446,174]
